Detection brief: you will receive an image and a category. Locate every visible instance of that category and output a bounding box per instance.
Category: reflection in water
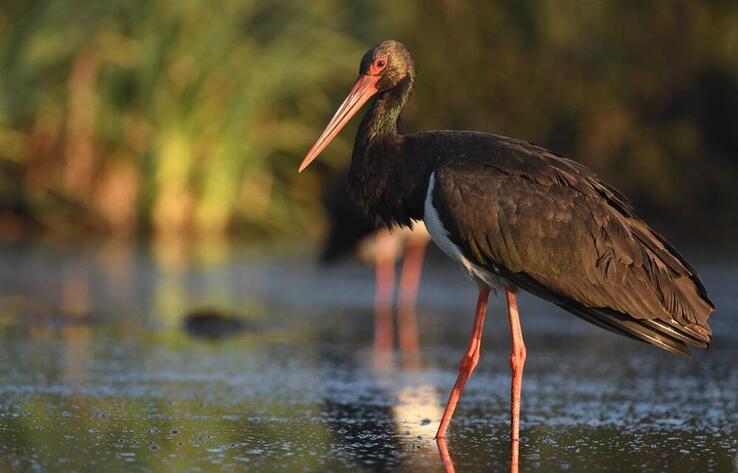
[321,179,430,372]
[323,398,400,471]
[368,226,448,470]
[0,241,735,472]
[60,271,91,319]
[321,339,402,471]
[392,383,447,471]
[152,236,192,327]
[392,384,442,440]
[395,228,428,370]
[151,236,244,329]
[97,238,136,310]
[372,225,429,371]
[436,437,455,473]
[323,341,447,472]
[372,303,446,470]
[396,303,422,370]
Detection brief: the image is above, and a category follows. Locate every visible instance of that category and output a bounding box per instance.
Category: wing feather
[429,135,714,354]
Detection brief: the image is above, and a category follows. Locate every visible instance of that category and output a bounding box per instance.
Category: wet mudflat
[0,241,736,472]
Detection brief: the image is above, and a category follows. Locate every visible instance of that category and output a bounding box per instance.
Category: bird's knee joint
[508,345,527,372]
[459,352,479,371]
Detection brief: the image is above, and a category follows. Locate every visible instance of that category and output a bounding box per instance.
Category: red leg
[373,230,396,367]
[398,233,428,310]
[436,286,491,438]
[436,437,456,473]
[505,286,526,473]
[397,236,428,368]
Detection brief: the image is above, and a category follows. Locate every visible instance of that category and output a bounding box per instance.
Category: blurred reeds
[1,1,737,242]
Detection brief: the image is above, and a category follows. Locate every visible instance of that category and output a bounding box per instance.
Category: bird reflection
[436,437,456,473]
[386,372,451,472]
[321,177,430,371]
[319,343,402,471]
[320,340,450,472]
[371,225,429,370]
[321,179,457,471]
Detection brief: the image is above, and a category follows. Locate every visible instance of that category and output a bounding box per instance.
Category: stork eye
[375,58,387,69]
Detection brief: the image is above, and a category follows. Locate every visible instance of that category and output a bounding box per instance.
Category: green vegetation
[1,1,737,240]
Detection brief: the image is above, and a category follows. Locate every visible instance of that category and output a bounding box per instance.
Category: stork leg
[397,236,428,368]
[436,286,491,438]
[436,437,456,473]
[505,286,526,473]
[373,230,396,368]
[398,233,429,310]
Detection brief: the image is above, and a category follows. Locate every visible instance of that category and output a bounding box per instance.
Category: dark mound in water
[183,309,256,340]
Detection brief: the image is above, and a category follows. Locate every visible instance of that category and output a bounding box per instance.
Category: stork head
[298,40,414,172]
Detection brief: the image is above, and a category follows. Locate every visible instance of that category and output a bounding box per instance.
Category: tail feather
[641,319,708,349]
[508,271,708,358]
[565,305,693,358]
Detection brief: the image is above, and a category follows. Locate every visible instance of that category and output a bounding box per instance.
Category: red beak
[299,74,380,172]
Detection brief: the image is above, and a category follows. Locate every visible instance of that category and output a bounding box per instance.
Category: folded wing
[430,136,714,357]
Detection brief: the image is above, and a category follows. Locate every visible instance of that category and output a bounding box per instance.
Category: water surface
[0,241,735,472]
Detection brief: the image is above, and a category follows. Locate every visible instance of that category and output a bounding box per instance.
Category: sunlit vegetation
[1,1,737,240]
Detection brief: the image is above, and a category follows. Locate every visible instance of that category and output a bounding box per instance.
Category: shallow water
[0,240,736,472]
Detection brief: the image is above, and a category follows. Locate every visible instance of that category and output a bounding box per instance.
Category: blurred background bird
[321,174,430,368]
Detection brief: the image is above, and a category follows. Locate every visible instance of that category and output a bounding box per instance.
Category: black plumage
[300,41,719,466]
[426,132,713,356]
[320,176,375,263]
[302,40,714,357]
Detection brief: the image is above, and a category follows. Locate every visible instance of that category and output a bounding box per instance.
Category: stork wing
[430,137,714,356]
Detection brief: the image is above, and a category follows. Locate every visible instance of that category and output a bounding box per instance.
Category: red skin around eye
[369,59,387,76]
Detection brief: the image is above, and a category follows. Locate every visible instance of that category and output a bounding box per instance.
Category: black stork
[299,40,715,471]
[321,178,430,365]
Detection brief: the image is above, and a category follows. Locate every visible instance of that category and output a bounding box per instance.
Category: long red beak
[298,74,380,172]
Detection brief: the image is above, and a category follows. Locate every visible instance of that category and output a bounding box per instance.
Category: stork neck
[355,76,414,150]
[349,75,429,228]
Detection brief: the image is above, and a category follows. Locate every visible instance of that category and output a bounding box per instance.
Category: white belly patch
[423,173,504,289]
